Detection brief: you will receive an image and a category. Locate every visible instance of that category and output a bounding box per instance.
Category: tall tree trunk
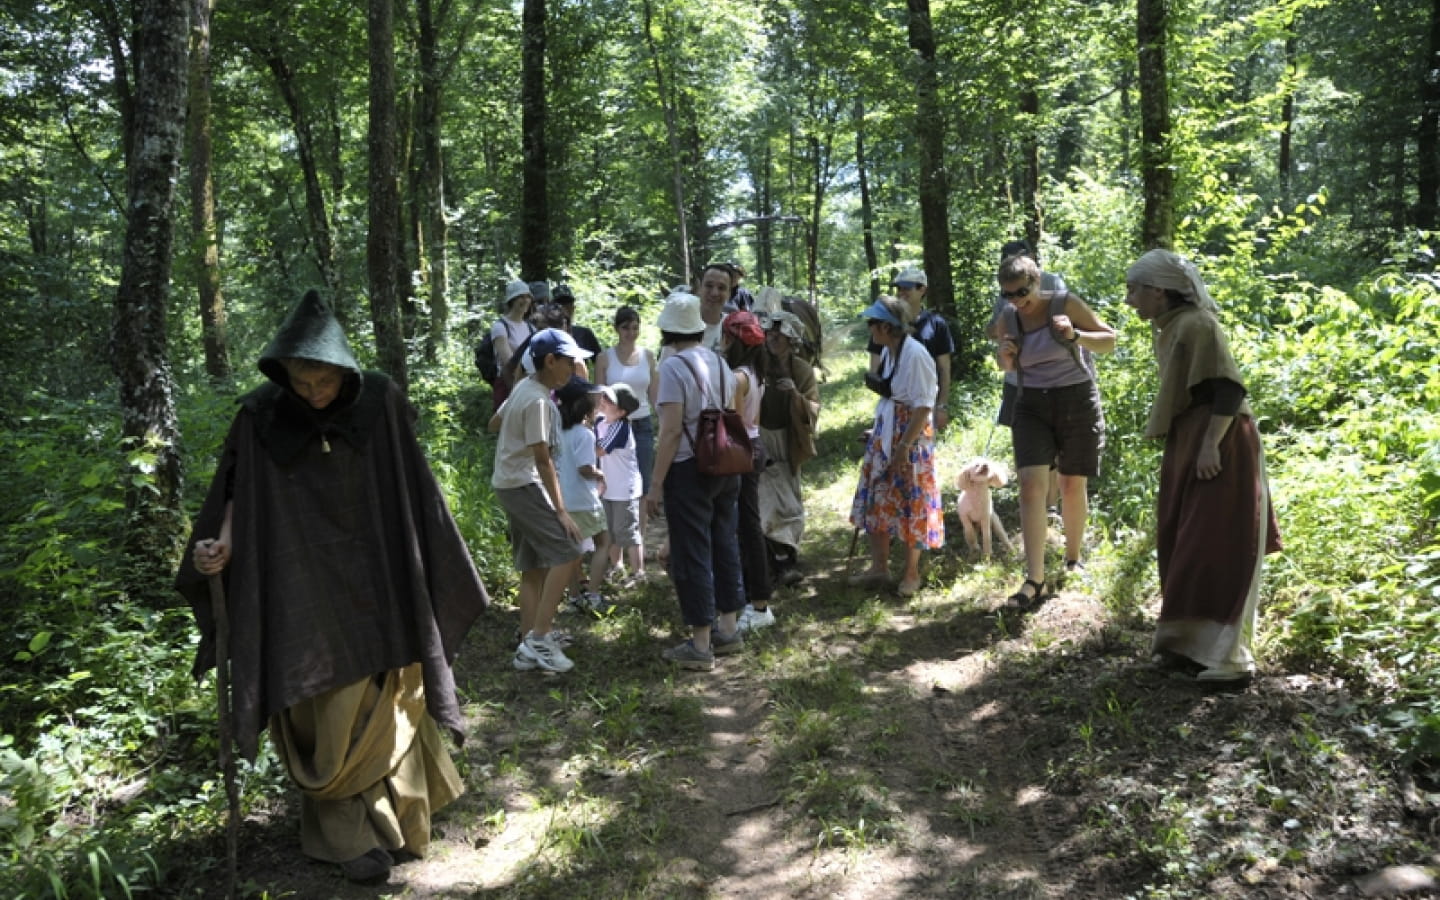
[416,0,448,360]
[520,0,548,282]
[804,132,832,300]
[1392,140,1409,230]
[1415,0,1440,229]
[368,0,407,391]
[263,50,341,296]
[398,87,420,339]
[1137,0,1174,249]
[1020,86,1042,255]
[641,0,690,286]
[757,142,774,286]
[681,108,708,275]
[112,0,189,603]
[855,99,880,301]
[1278,26,1297,202]
[187,0,230,382]
[905,0,955,320]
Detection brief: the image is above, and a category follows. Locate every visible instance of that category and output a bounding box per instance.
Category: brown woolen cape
[175,373,489,761]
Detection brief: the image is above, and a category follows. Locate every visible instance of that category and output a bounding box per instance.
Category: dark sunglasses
[1000,284,1034,300]
[892,281,922,291]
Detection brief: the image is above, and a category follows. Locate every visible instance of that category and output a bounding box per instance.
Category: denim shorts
[1011,380,1104,476]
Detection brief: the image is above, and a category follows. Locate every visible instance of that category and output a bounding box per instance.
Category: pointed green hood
[257,289,362,389]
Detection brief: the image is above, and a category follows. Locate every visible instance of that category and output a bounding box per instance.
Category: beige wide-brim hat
[656,291,705,334]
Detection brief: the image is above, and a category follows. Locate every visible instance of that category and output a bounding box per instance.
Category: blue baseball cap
[529,327,594,363]
[555,374,601,404]
[860,299,904,328]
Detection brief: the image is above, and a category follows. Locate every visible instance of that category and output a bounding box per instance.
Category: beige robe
[270,663,463,863]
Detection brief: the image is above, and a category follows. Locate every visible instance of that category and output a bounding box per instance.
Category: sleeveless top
[1016,324,1092,389]
[735,365,763,440]
[604,346,654,419]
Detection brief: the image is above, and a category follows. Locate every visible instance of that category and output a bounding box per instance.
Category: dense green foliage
[1,0,1438,893]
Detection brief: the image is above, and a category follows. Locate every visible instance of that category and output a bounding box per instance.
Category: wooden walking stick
[207,572,240,900]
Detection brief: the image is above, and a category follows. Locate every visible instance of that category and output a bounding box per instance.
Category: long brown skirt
[270,663,464,863]
[1153,407,1281,675]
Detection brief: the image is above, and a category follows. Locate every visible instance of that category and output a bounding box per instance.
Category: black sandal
[1005,578,1046,608]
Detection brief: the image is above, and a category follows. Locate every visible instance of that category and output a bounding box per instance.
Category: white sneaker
[737,604,776,634]
[522,631,575,673]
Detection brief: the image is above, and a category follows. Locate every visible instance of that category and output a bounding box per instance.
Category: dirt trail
[194,515,1434,899]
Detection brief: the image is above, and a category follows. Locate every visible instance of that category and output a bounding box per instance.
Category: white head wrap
[1126,249,1218,313]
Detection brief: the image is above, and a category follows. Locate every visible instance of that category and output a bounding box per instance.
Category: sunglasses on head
[1000,284,1034,300]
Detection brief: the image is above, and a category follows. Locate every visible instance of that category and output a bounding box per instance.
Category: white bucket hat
[655,291,705,334]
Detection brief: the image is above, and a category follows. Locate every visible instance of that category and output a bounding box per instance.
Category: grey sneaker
[523,631,575,673]
[663,639,715,671]
[578,591,611,612]
[712,629,745,655]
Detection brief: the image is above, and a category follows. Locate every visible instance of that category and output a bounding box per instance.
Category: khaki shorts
[496,484,582,572]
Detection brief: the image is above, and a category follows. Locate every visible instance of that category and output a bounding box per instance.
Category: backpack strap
[1048,291,1089,376]
[1001,304,1025,395]
[673,349,728,455]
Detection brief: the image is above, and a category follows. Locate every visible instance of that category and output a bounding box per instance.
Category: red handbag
[676,351,754,476]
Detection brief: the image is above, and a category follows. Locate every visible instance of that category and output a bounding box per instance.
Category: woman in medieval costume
[1124,249,1282,685]
[175,290,489,883]
[744,308,818,631]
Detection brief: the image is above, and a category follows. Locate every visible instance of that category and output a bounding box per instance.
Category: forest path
[206,357,1431,898]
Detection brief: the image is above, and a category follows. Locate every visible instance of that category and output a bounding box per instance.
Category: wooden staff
[207,573,239,900]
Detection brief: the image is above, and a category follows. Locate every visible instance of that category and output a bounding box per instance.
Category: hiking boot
[737,604,776,634]
[663,639,715,671]
[522,631,575,673]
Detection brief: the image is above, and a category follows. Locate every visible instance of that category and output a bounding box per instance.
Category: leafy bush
[0,390,282,896]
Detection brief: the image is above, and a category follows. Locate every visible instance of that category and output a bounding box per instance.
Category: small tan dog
[956,458,1013,558]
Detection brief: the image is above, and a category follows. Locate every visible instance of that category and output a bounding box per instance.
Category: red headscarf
[722,311,766,347]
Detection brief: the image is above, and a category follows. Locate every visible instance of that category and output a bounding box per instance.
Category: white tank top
[604,346,654,419]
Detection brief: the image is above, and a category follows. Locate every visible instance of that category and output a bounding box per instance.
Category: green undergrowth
[2,255,1438,895]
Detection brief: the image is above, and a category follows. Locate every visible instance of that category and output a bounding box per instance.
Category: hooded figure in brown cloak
[175,289,489,883]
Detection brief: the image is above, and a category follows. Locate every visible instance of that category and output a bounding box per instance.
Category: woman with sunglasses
[994,253,1115,608]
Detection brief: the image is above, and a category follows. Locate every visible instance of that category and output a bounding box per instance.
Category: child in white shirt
[594,382,644,585]
[555,376,608,610]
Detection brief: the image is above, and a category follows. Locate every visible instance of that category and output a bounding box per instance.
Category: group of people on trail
[476,266,821,673]
[846,246,1279,688]
[172,241,1275,885]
